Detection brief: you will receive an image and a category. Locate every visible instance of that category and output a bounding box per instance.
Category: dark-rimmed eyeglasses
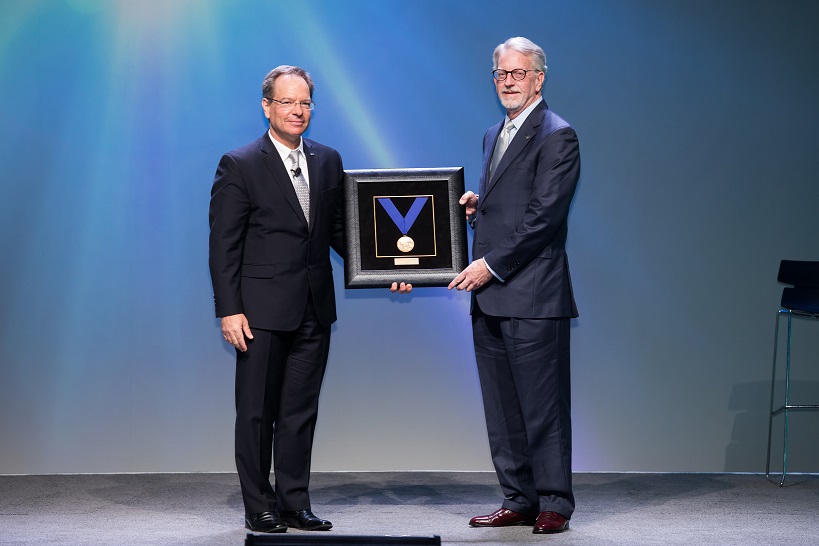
[492,69,538,82]
[265,98,316,111]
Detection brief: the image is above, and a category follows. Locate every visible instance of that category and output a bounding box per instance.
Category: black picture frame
[343,167,468,288]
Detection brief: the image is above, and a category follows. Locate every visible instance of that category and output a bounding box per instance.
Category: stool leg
[780,312,793,486]
[766,310,782,480]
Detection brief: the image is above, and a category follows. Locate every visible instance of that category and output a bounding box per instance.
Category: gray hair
[262,65,315,98]
[493,37,547,74]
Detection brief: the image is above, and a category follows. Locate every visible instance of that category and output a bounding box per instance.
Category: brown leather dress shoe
[533,511,569,534]
[469,508,537,527]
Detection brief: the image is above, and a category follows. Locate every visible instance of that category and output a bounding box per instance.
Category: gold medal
[397,235,415,253]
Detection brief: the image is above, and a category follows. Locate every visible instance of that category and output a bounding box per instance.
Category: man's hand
[460,191,478,219]
[390,282,413,294]
[221,313,253,352]
[448,259,493,292]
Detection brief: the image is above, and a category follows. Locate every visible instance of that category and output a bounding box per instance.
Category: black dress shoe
[245,511,287,533]
[279,508,333,531]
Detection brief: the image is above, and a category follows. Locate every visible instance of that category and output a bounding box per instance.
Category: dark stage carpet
[2,471,818,545]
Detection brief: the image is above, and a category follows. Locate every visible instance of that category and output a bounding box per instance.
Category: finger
[242,322,253,340]
[404,283,412,293]
[390,282,398,293]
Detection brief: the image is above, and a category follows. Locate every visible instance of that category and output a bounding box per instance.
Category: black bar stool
[766,260,819,486]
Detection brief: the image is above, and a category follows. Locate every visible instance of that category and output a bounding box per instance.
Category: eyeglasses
[492,69,538,82]
[265,98,316,111]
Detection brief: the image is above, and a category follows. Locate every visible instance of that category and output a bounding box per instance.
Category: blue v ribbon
[378,197,428,235]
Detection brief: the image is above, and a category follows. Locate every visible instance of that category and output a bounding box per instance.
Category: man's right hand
[460,191,478,219]
[221,313,253,352]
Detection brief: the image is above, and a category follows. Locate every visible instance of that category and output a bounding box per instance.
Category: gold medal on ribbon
[397,235,415,253]
[378,196,428,256]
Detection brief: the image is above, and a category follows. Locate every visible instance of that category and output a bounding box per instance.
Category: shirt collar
[267,130,304,163]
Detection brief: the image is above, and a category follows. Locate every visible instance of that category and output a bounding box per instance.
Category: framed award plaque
[343,167,468,288]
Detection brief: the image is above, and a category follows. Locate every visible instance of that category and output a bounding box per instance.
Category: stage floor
[2,471,818,545]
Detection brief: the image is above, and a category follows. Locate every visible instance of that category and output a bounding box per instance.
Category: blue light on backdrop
[1,0,819,475]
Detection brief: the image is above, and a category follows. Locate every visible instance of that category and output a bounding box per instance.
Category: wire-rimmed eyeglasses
[265,98,316,111]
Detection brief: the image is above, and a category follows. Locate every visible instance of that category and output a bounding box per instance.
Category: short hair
[262,65,315,98]
[493,37,547,75]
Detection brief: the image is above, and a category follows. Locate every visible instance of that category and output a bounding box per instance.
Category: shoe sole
[245,523,287,533]
[285,523,333,531]
[470,521,536,528]
[532,523,569,534]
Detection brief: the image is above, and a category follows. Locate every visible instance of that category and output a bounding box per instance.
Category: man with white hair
[450,36,581,534]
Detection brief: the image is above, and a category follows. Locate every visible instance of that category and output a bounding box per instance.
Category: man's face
[494,49,544,118]
[262,74,311,147]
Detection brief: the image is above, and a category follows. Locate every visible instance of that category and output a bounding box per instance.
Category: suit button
[307,265,313,271]
[481,209,487,215]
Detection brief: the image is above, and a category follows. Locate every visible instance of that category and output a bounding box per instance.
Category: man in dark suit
[209,65,409,534]
[449,37,581,535]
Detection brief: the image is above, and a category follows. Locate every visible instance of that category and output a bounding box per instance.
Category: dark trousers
[472,306,574,518]
[234,297,331,514]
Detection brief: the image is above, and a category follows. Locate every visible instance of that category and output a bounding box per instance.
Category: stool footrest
[771,405,819,417]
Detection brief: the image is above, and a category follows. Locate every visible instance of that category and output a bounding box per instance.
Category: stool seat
[781,287,819,315]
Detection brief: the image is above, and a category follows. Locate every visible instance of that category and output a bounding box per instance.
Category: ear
[261,98,271,120]
[535,71,545,94]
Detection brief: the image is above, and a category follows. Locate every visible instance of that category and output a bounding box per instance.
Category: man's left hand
[448,259,493,292]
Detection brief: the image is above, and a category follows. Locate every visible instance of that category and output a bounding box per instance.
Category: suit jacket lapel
[259,134,309,228]
[479,122,503,201]
[483,101,547,200]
